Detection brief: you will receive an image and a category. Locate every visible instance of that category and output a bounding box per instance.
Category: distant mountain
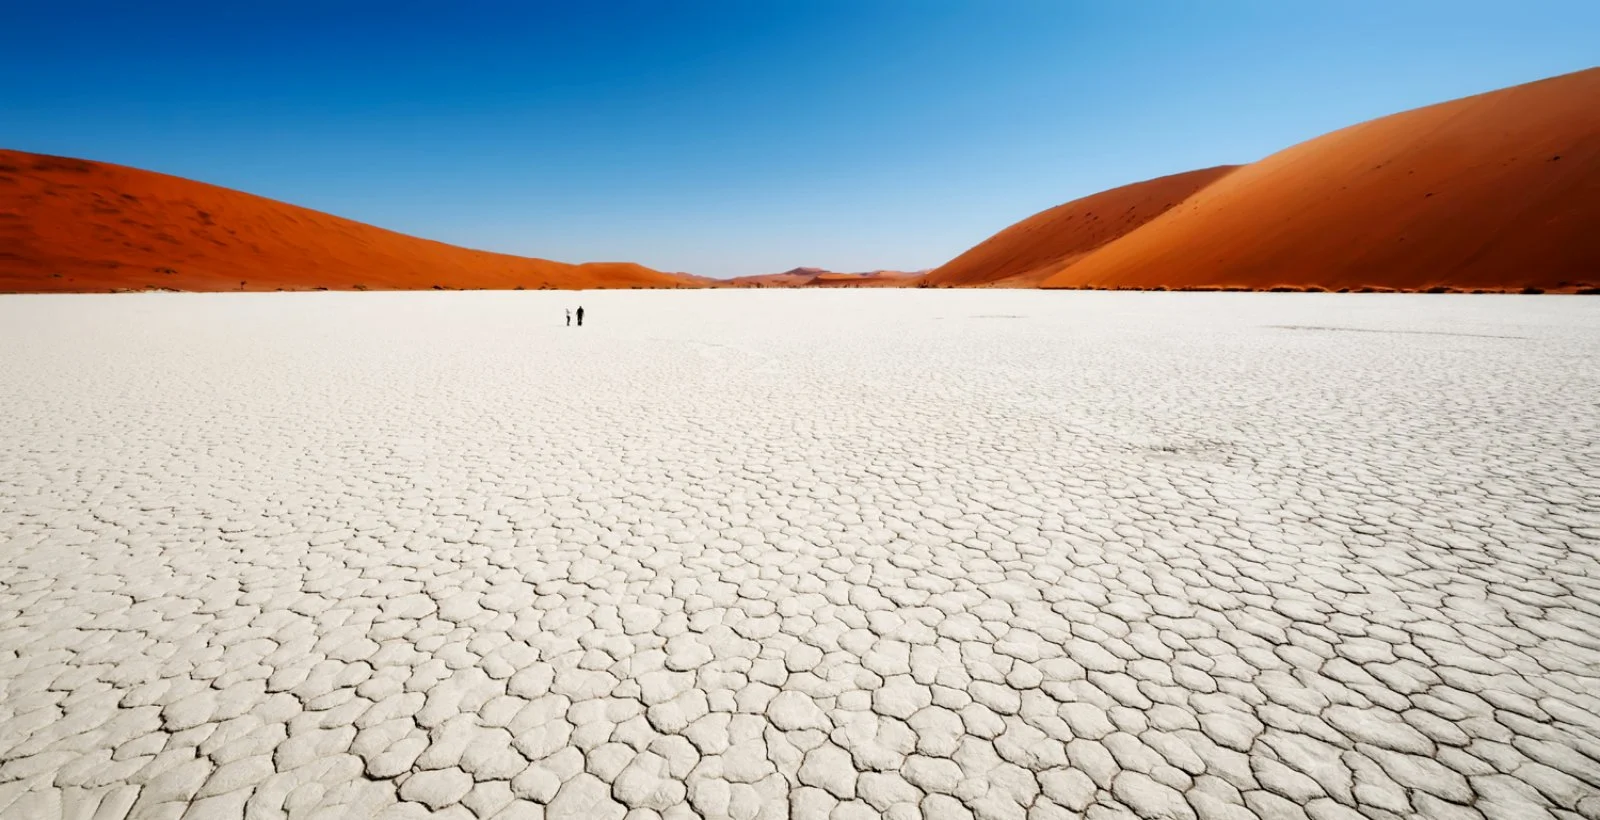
[0,149,701,292]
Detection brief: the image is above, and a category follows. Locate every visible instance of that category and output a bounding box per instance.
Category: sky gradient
[4,1,1597,278]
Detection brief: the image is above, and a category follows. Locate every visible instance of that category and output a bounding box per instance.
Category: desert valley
[1,25,1597,820]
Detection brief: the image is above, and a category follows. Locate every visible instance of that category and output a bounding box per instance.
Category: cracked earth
[1,291,1597,820]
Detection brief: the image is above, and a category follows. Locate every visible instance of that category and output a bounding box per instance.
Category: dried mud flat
[1,290,1597,820]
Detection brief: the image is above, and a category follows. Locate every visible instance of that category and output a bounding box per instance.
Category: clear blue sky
[3,1,1596,277]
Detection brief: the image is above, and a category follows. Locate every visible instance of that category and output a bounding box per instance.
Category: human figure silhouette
[576,306,585,327]
[566,309,571,327]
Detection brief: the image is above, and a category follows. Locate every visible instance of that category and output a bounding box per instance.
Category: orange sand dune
[1035,68,1600,292]
[0,149,698,292]
[921,166,1239,287]
[726,268,827,288]
[805,270,921,288]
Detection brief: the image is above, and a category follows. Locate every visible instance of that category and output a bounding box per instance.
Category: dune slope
[0,149,694,292]
[921,166,1238,287]
[1041,68,1600,291]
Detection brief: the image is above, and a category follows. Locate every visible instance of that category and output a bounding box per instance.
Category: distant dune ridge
[929,67,1600,292]
[0,150,699,292]
[728,267,926,288]
[2,68,1596,293]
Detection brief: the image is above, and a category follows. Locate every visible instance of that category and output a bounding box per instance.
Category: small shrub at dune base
[1576,287,1600,295]
[1426,286,1450,294]
[352,284,368,291]
[1521,286,1545,294]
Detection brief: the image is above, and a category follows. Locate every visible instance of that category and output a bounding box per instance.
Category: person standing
[576,306,585,327]
[566,309,571,327]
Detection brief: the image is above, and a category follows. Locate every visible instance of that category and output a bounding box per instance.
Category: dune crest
[921,167,1238,287]
[0,149,697,292]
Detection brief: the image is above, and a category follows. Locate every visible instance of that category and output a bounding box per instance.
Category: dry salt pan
[1,290,1596,819]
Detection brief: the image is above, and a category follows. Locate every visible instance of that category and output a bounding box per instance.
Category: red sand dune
[920,167,1239,287]
[0,149,698,292]
[930,67,1600,292]
[725,267,828,288]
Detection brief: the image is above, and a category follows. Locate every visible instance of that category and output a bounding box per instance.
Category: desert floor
[1,291,1597,820]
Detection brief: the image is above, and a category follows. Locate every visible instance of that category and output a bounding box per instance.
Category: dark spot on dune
[31,158,94,173]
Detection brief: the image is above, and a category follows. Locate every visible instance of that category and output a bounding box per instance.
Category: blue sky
[3,1,1596,277]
